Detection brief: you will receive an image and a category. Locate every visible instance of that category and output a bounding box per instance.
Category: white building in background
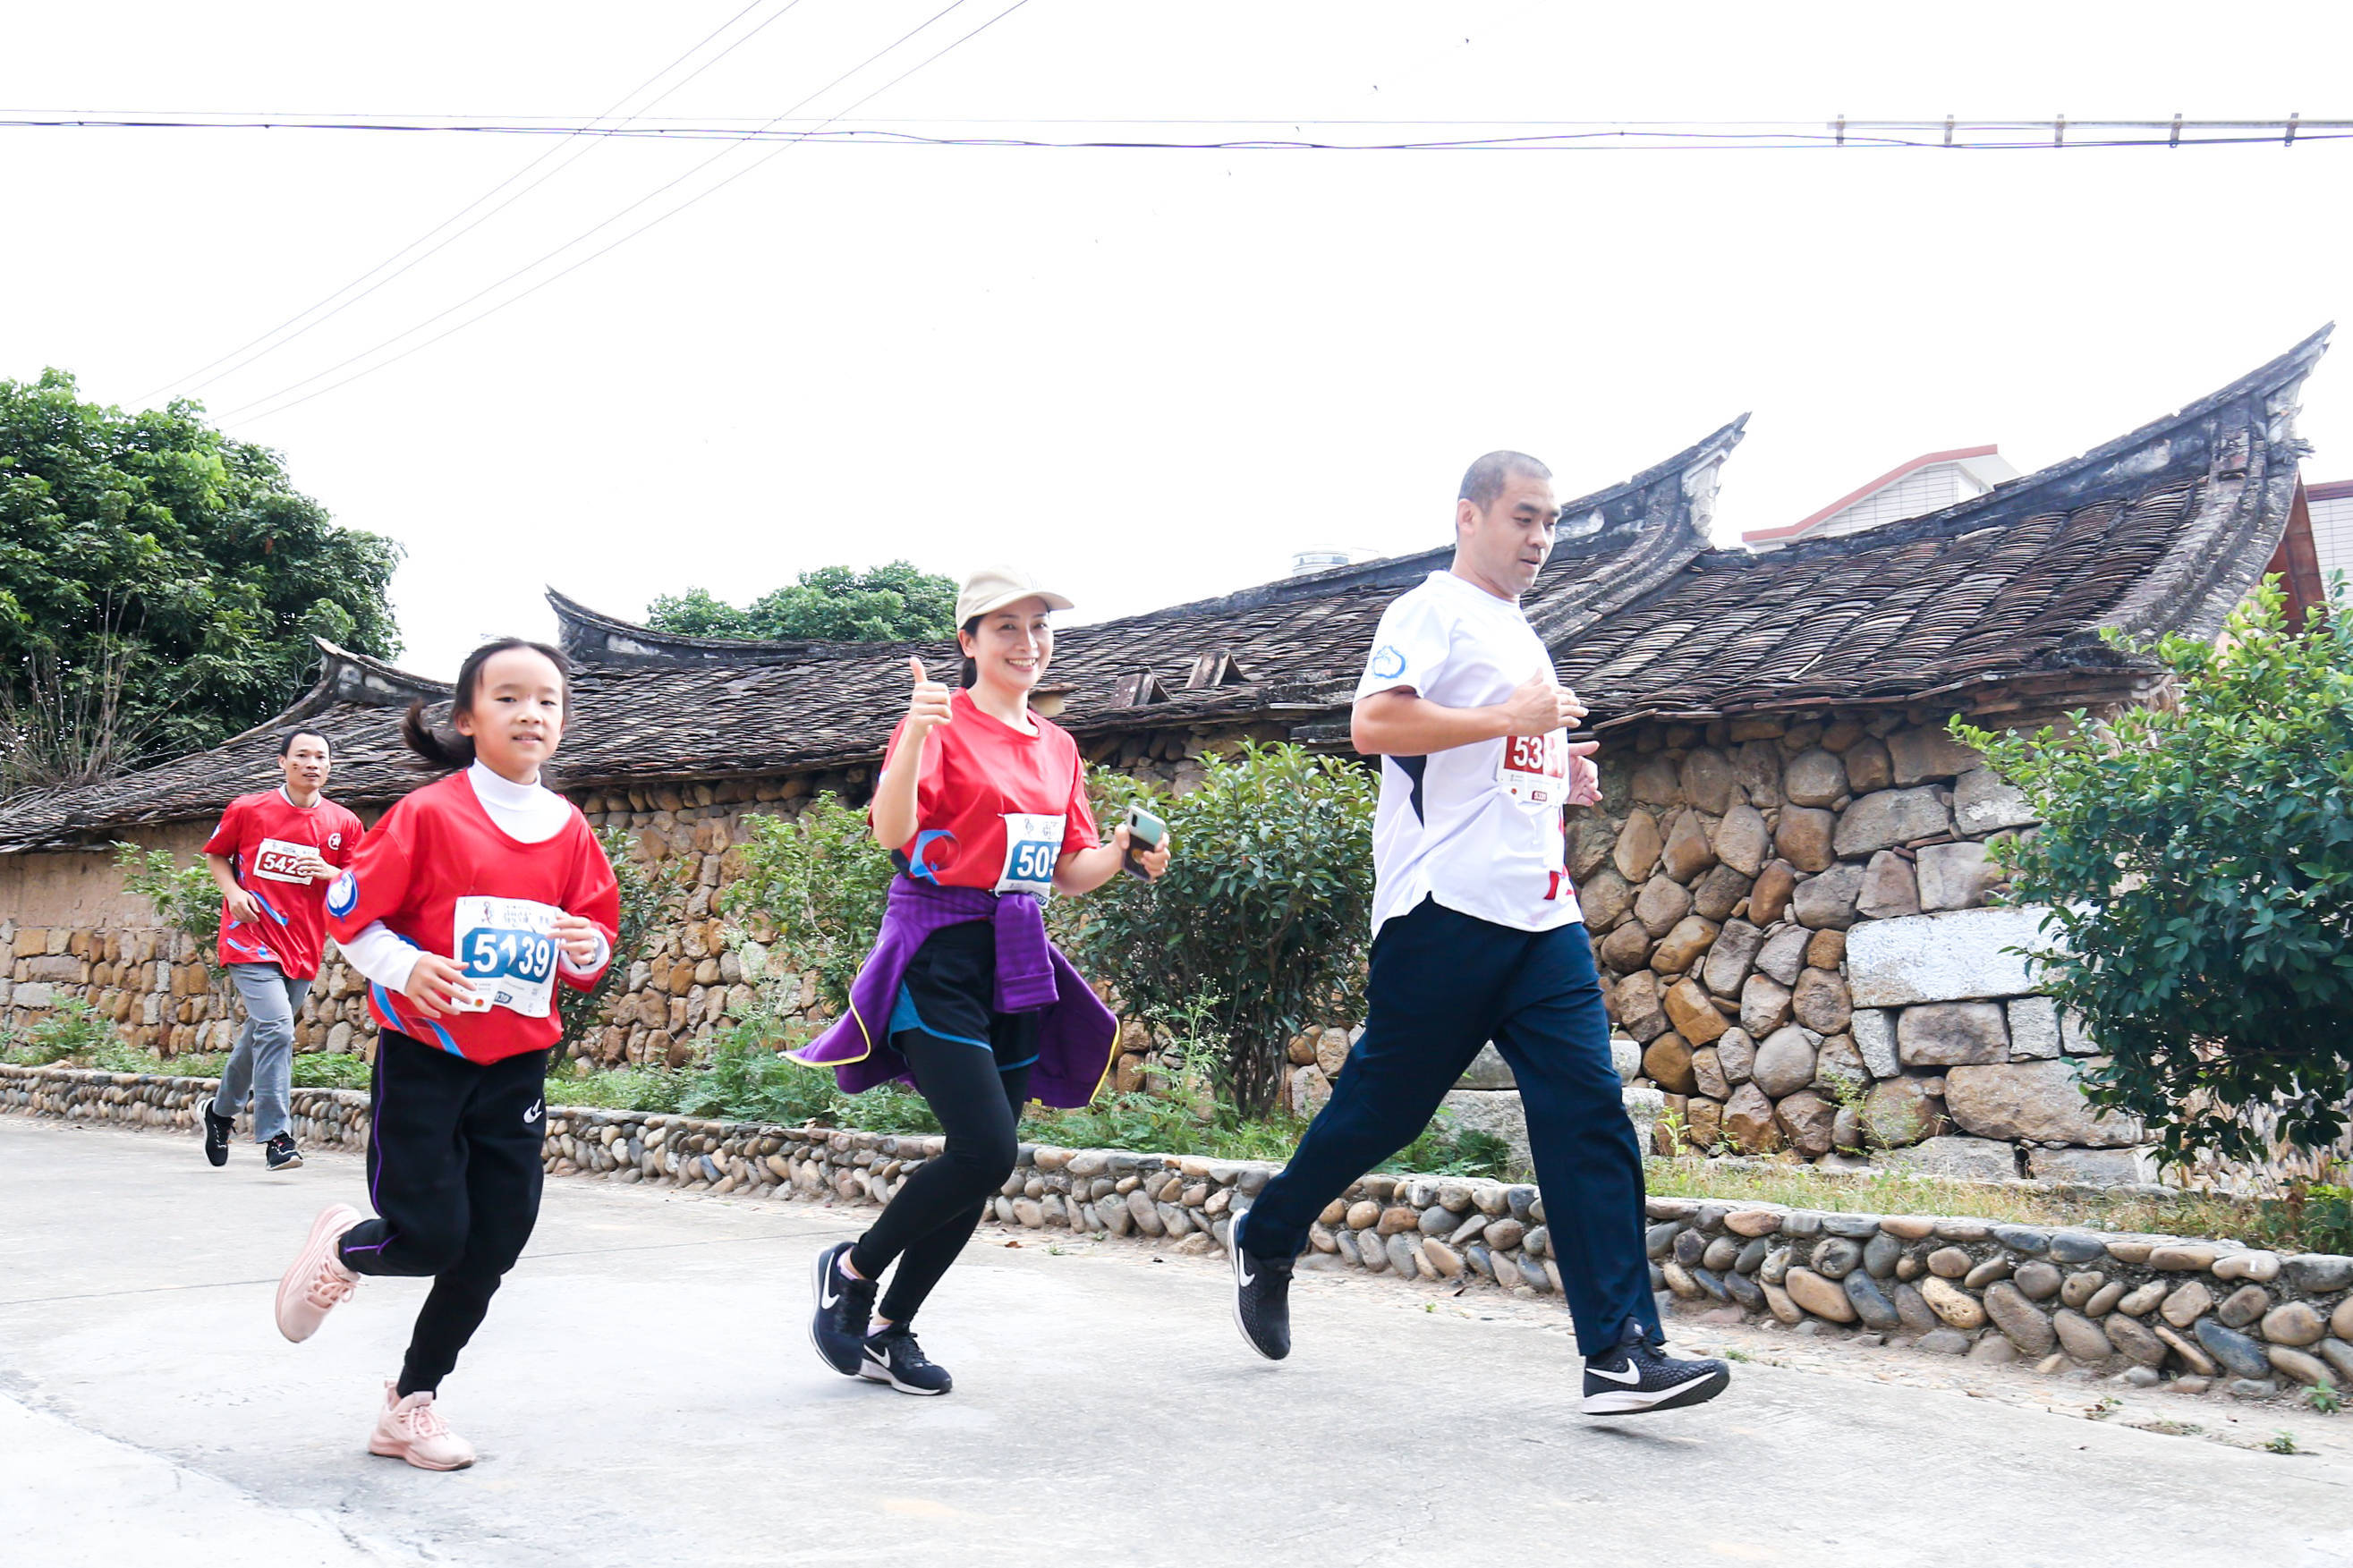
[2307,479,2353,585]
[1743,445,2021,550]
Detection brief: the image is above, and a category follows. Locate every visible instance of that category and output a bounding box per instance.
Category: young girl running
[272,639,618,1471]
[797,567,1170,1395]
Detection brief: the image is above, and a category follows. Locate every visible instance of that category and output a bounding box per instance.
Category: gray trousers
[213,962,311,1142]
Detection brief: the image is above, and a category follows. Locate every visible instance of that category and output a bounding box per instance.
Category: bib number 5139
[466,928,556,984]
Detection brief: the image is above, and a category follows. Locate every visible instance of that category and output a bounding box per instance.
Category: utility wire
[27,114,2349,157]
[137,0,805,404]
[224,1,1032,427]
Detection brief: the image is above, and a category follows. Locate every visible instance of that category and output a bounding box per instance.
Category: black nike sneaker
[201,1100,234,1167]
[809,1242,877,1376]
[1581,1324,1730,1415]
[1229,1208,1294,1361]
[264,1132,304,1172]
[859,1324,952,1395]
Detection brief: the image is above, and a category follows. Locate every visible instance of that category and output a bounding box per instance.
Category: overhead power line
[14,114,2348,154]
[136,0,812,404]
[221,0,1032,427]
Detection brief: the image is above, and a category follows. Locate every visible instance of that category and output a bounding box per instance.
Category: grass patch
[1641,1156,2353,1253]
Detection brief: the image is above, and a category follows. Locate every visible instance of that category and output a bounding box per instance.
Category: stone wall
[10,1060,2349,1400]
[1566,708,2143,1180]
[0,725,1286,1085]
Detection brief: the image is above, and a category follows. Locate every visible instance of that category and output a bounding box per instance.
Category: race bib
[251,837,319,884]
[1498,732,1571,810]
[451,895,562,1017]
[994,812,1065,896]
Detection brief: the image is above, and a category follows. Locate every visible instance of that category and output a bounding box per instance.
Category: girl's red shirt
[326,770,619,1064]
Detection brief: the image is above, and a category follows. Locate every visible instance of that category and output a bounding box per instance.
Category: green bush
[719,797,894,1018]
[1,998,121,1064]
[558,826,692,1058]
[1955,581,2353,1167]
[1055,742,1376,1115]
[113,843,220,969]
[289,1053,372,1090]
[674,1016,851,1125]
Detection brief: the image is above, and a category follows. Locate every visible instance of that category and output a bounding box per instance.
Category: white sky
[4,1,2349,679]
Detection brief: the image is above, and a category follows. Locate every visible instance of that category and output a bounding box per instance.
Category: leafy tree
[646,562,957,643]
[1954,580,2353,1168]
[1057,742,1378,1115]
[0,369,400,789]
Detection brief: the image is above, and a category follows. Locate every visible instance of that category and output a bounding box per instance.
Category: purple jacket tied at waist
[788,877,1118,1108]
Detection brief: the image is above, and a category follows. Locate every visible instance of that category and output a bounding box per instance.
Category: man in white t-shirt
[1230,452,1730,1416]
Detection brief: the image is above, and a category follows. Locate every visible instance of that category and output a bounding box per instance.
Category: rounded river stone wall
[10,1062,2347,1401]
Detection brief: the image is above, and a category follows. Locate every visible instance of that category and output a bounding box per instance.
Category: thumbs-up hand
[905,656,955,741]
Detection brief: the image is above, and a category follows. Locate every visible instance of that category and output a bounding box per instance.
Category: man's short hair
[1458,451,1553,512]
[277,727,331,758]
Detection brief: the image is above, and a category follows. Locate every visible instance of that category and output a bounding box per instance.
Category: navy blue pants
[1244,896,1657,1355]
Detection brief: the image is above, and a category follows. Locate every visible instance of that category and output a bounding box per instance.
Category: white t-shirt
[1355,571,1582,937]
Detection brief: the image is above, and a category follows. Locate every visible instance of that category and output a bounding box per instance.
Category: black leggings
[849,1030,1032,1325]
[337,1033,548,1396]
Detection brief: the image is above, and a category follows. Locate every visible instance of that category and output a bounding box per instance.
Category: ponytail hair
[957,616,981,689]
[402,637,573,773]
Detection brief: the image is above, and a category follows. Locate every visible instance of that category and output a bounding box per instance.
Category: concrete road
[5,1115,2352,1568]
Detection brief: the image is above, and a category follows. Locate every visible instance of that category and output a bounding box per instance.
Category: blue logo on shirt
[1368,644,1407,680]
[325,871,359,919]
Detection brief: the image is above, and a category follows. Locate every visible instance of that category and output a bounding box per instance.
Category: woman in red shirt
[269,639,619,1471]
[798,567,1170,1395]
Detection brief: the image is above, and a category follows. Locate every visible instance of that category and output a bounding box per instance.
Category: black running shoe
[809,1242,877,1376]
[1581,1326,1730,1416]
[1229,1208,1293,1361]
[264,1132,303,1172]
[858,1325,952,1395]
[201,1100,234,1167]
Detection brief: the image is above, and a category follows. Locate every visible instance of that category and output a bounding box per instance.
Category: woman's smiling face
[963,597,1055,693]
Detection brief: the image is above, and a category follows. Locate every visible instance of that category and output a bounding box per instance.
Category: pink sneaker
[275,1203,361,1343]
[369,1382,476,1471]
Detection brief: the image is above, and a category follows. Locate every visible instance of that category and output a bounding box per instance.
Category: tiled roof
[1564,326,2330,725]
[0,327,2327,852]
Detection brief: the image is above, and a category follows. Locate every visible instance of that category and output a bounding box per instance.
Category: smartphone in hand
[1121,803,1167,881]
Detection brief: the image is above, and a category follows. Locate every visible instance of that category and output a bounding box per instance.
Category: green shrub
[1955,580,2353,1166]
[558,826,692,1058]
[674,1016,851,1125]
[289,1053,372,1090]
[545,1061,685,1114]
[719,797,894,1018]
[3,998,120,1064]
[1056,742,1376,1115]
[113,843,220,969]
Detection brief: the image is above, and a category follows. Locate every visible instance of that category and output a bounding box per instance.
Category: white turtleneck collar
[466,760,572,844]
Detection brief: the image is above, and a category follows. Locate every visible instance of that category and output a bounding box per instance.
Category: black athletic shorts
[889,919,1041,1072]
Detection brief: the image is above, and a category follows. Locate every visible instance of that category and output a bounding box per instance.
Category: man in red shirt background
[199,728,363,1172]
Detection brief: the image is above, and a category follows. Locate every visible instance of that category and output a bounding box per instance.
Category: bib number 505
[994,811,1066,896]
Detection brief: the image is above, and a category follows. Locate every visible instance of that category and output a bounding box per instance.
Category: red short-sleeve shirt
[882,689,1100,894]
[202,788,364,979]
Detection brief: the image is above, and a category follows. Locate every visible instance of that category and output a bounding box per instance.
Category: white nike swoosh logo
[1236,1256,1255,1288]
[1589,1361,1643,1386]
[820,1282,840,1309]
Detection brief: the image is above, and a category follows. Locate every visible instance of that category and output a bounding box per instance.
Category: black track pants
[1242,896,1657,1357]
[337,1032,548,1395]
[850,1030,1032,1325]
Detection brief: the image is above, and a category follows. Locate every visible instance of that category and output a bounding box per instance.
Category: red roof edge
[2306,477,2353,501]
[1742,444,2002,544]
[2267,480,2329,631]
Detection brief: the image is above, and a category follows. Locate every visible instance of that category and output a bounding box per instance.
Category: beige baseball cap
[956,566,1074,626]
